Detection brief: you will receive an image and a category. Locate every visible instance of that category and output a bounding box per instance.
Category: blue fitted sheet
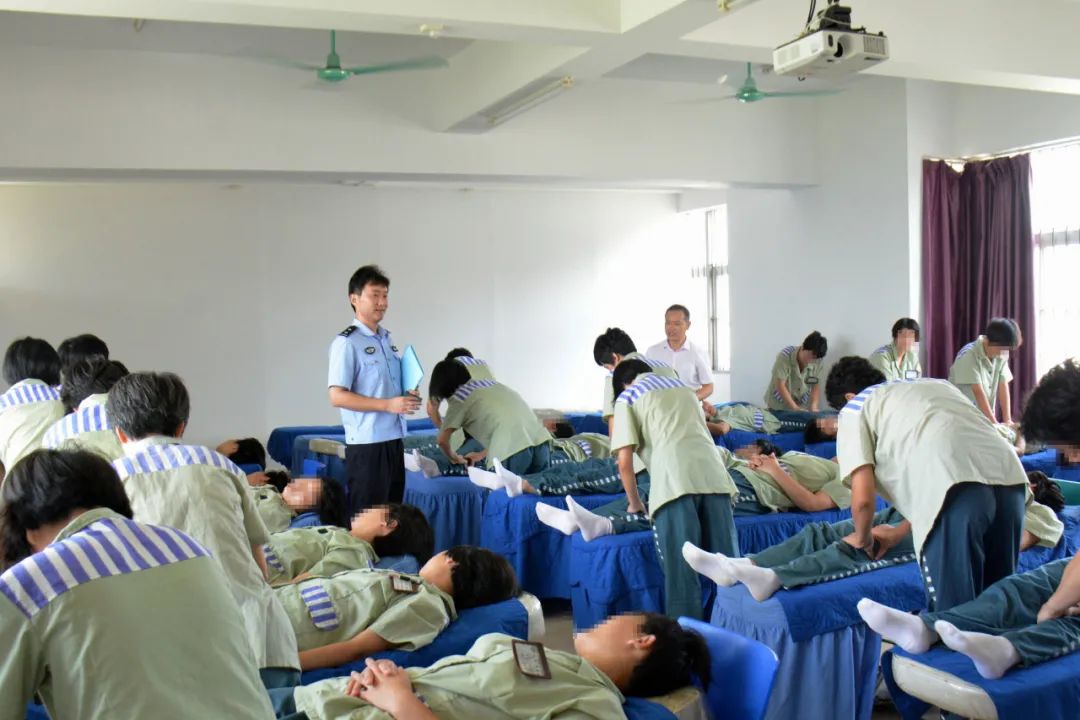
[267,420,435,467]
[564,411,608,435]
[403,471,487,552]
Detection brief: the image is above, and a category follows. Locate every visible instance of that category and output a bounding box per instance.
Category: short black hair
[801,331,828,360]
[60,358,129,413]
[372,503,434,564]
[552,421,575,439]
[57,334,109,380]
[445,348,474,361]
[106,372,191,440]
[593,328,637,367]
[265,470,290,493]
[625,614,712,697]
[1027,470,1066,513]
[804,419,836,444]
[665,304,691,322]
[347,265,390,310]
[446,545,520,609]
[612,358,653,397]
[891,318,921,341]
[825,356,886,410]
[2,337,61,386]
[313,478,348,528]
[753,439,783,457]
[428,359,471,403]
[226,438,267,468]
[1022,360,1080,447]
[984,318,1020,347]
[0,449,133,570]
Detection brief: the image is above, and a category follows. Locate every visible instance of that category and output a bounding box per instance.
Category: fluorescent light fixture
[484,76,574,128]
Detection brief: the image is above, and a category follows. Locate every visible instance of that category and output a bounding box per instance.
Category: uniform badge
[905,370,919,380]
[365,347,377,355]
[339,326,357,338]
[806,376,819,385]
[512,640,552,679]
[391,575,419,594]
[391,345,399,353]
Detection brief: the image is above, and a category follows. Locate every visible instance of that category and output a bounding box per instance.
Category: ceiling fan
[699,62,839,103]
[266,30,448,83]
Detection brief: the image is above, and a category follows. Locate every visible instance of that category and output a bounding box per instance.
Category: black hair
[57,334,109,380]
[0,449,133,570]
[753,439,783,457]
[227,438,267,468]
[1022,360,1080,447]
[804,419,836,444]
[1027,470,1066,513]
[593,328,637,367]
[59,358,129,413]
[801,331,828,360]
[106,372,190,440]
[625,613,712,697]
[265,470,290,494]
[665,304,691,322]
[2,337,61,387]
[312,478,348,529]
[552,421,575,439]
[446,545,520,609]
[983,317,1020,347]
[445,348,474,361]
[347,265,390,311]
[428,359,471,403]
[891,318,921,341]
[371,503,434,564]
[825,356,886,410]
[613,358,653,397]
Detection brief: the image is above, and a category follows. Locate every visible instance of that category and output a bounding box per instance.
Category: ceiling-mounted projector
[773,1,888,78]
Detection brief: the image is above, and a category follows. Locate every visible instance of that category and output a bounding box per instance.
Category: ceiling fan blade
[346,56,449,76]
[760,89,842,98]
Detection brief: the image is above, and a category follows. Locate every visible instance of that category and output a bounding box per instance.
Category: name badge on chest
[391,575,419,594]
[905,370,918,380]
[512,640,552,680]
[806,376,819,385]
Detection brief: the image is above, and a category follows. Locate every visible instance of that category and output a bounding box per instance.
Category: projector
[772,2,888,78]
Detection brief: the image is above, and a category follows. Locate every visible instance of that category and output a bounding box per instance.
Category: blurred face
[895,329,918,353]
[986,343,1015,361]
[664,311,689,344]
[816,415,838,438]
[735,443,763,460]
[797,348,818,367]
[350,282,389,327]
[281,478,322,512]
[1053,444,1080,465]
[418,550,457,594]
[350,505,395,540]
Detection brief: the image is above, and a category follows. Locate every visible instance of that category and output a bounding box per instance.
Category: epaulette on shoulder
[339,326,357,338]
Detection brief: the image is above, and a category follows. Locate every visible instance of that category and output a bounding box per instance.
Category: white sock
[467,466,504,491]
[681,542,739,587]
[536,504,579,536]
[857,598,937,653]
[934,621,1021,680]
[492,458,524,497]
[730,563,782,601]
[404,450,439,478]
[566,496,614,542]
[730,557,753,566]
[403,451,421,472]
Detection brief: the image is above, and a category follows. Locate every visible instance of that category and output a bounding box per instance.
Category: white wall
[950,85,1080,157]
[0,183,710,446]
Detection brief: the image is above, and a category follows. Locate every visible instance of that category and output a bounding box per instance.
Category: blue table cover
[564,411,608,435]
[403,472,487,552]
[805,440,837,458]
[268,419,436,467]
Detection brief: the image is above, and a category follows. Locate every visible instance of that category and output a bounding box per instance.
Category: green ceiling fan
[267,30,448,83]
[700,62,839,103]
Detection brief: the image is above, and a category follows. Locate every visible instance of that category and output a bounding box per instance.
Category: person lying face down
[286,612,712,720]
[249,475,348,534]
[264,503,434,585]
[277,545,520,672]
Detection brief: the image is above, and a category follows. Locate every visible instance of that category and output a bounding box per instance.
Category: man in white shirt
[646,304,714,402]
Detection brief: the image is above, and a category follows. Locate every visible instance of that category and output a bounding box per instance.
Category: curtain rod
[924,134,1080,164]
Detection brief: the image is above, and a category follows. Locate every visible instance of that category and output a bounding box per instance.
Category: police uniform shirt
[250,486,296,535]
[0,379,65,471]
[0,508,275,720]
[948,336,1013,412]
[293,633,625,720]
[453,356,496,382]
[41,393,124,461]
[264,527,378,584]
[764,346,821,411]
[612,373,736,516]
[868,342,922,382]
[442,381,551,464]
[114,436,299,670]
[717,446,851,511]
[276,569,455,653]
[328,320,406,445]
[708,405,781,434]
[601,352,678,420]
[837,379,1027,555]
[552,432,612,463]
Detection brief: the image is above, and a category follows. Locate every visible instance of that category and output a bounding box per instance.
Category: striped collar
[113,441,246,480]
[840,377,924,414]
[0,381,61,411]
[451,379,497,402]
[616,373,689,406]
[42,402,113,448]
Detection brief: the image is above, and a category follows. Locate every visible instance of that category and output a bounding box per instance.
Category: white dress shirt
[645,340,712,390]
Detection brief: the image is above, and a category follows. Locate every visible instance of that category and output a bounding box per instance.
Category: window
[1030,144,1080,377]
[702,206,731,372]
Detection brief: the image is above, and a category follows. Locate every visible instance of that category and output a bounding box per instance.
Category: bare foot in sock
[566,496,614,542]
[681,542,738,587]
[934,621,1021,680]
[492,458,524,497]
[536,504,580,536]
[857,598,938,653]
[467,466,504,491]
[729,563,783,601]
[404,450,439,478]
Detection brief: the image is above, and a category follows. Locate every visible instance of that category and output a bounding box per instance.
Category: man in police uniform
[329,265,419,516]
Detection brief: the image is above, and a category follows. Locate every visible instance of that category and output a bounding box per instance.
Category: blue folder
[401,345,424,393]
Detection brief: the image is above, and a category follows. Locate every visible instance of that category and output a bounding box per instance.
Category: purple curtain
[921,155,1036,413]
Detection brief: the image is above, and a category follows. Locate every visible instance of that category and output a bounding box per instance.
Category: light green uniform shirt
[251,486,295,535]
[277,569,455,653]
[265,527,377,584]
[41,394,124,461]
[454,356,496,382]
[718,446,850,511]
[601,352,678,420]
[948,336,1013,413]
[1024,494,1064,548]
[765,346,822,411]
[612,373,736,515]
[293,633,625,720]
[868,343,922,382]
[115,436,299,670]
[443,382,551,464]
[837,379,1027,555]
[709,405,781,434]
[552,433,612,463]
[0,508,275,720]
[0,379,65,471]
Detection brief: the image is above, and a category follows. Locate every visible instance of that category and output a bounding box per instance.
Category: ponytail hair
[625,613,712,697]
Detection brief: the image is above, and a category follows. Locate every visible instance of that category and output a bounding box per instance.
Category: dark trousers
[345,438,405,518]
